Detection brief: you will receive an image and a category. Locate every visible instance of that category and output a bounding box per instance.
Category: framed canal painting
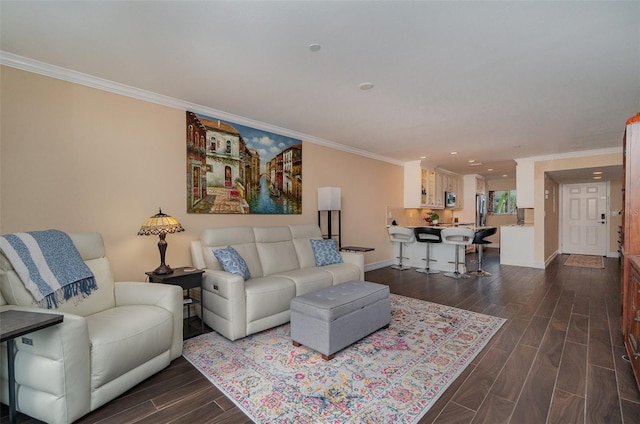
[186,111,302,214]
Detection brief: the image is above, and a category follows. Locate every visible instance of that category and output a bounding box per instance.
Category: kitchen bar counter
[500,224,540,268]
[389,225,494,273]
[401,223,475,228]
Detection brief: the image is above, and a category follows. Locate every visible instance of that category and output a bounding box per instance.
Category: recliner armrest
[114,282,183,359]
[201,269,245,299]
[190,240,207,270]
[339,251,365,280]
[201,269,247,340]
[0,305,91,424]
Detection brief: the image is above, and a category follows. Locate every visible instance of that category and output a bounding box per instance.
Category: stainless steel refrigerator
[476,193,487,227]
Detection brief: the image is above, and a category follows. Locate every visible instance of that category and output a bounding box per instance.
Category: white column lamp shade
[317,187,341,211]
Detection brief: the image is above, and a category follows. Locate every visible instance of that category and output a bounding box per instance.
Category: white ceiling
[1,1,638,181]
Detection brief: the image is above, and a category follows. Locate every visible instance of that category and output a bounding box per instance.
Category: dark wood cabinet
[625,257,640,383]
[621,114,640,389]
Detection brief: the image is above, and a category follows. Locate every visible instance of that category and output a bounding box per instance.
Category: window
[488,190,517,214]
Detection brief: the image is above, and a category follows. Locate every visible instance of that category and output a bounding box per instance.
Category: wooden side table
[146,267,205,339]
[340,246,375,253]
[1,310,64,424]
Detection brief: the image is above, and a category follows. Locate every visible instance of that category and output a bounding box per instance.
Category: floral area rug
[564,254,605,268]
[182,294,506,424]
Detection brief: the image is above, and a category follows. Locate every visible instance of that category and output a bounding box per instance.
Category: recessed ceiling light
[469,162,483,166]
[309,44,321,52]
[419,156,426,159]
[487,168,494,172]
[593,171,603,175]
[359,82,374,90]
[502,174,508,177]
[450,151,458,155]
[468,159,475,163]
[593,176,602,179]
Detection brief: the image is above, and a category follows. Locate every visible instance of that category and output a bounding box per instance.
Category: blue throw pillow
[310,238,344,267]
[212,245,251,280]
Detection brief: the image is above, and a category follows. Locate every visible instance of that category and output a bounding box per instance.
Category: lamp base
[153,264,174,275]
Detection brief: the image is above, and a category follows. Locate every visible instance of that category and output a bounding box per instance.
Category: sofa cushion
[320,262,362,284]
[292,238,318,269]
[201,227,264,278]
[244,276,296,322]
[201,226,255,247]
[289,225,323,268]
[254,226,300,276]
[213,246,251,280]
[274,267,333,296]
[86,305,173,390]
[310,239,344,266]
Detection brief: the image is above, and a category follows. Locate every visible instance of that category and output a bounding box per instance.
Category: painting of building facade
[186,111,302,214]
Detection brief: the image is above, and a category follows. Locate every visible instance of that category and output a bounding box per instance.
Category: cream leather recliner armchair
[0,232,183,424]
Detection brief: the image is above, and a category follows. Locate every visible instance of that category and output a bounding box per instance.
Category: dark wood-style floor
[4,249,640,423]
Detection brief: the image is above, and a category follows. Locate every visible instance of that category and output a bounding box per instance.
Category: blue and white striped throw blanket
[0,230,97,309]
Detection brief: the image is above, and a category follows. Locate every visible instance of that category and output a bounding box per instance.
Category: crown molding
[0,51,403,166]
[515,146,622,164]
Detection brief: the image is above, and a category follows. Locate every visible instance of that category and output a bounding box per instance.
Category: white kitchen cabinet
[476,177,486,194]
[433,171,444,208]
[404,161,437,208]
[404,161,463,210]
[424,168,434,207]
[439,171,464,210]
[442,173,454,192]
[456,174,464,209]
[421,168,428,205]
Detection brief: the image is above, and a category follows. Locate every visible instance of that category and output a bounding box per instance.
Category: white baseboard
[365,259,394,272]
[544,250,559,268]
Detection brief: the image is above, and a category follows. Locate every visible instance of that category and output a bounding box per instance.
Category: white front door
[561,182,608,256]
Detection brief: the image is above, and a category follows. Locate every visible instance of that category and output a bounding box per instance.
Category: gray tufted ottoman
[290,280,391,360]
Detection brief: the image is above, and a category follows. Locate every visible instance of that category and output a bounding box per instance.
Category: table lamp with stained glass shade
[137,208,185,275]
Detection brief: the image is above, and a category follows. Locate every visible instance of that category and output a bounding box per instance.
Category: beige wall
[0,66,402,280]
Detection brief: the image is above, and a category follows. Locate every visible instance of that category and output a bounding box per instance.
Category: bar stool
[413,227,442,274]
[441,227,475,279]
[388,227,415,270]
[469,227,497,277]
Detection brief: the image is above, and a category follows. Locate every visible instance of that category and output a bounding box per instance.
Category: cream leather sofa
[0,232,183,424]
[190,224,364,341]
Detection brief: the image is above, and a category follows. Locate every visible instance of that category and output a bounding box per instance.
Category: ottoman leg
[294,340,334,360]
